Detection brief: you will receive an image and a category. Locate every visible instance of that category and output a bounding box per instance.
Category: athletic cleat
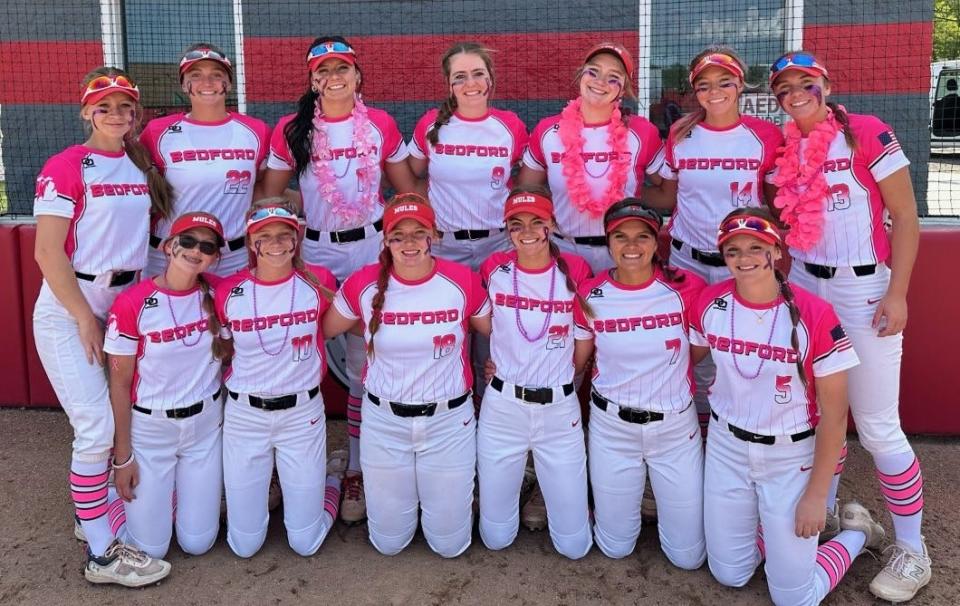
[839,502,885,550]
[74,515,87,543]
[869,537,932,603]
[640,482,658,522]
[340,472,366,524]
[521,484,547,531]
[327,449,348,479]
[267,469,282,512]
[819,502,841,543]
[85,540,171,587]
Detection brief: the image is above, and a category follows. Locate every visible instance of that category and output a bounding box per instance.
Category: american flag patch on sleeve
[877,130,901,155]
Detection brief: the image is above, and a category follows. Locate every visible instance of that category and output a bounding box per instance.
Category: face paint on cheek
[482,77,492,97]
[763,250,773,270]
[775,90,789,110]
[805,84,823,104]
[425,236,432,254]
[219,81,228,96]
[185,81,195,97]
[254,240,263,258]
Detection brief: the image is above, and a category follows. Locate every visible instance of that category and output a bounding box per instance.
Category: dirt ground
[0,409,956,606]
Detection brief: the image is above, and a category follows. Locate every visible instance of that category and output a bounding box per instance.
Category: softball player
[214,199,342,558]
[323,194,491,558]
[691,208,884,606]
[408,41,528,268]
[769,51,929,602]
[104,212,228,559]
[142,44,271,277]
[654,48,784,438]
[519,42,669,272]
[573,199,706,566]
[33,67,172,587]
[476,187,593,559]
[264,36,418,522]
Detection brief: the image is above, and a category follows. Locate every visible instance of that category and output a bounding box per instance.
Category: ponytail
[653,252,685,284]
[548,241,593,318]
[668,107,706,149]
[197,273,233,363]
[292,255,335,302]
[826,101,858,151]
[427,96,457,146]
[366,246,393,356]
[284,88,321,176]
[125,134,174,220]
[774,268,808,390]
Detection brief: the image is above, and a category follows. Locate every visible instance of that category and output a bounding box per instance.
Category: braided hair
[367,192,436,356]
[427,42,496,146]
[283,36,362,176]
[719,206,807,389]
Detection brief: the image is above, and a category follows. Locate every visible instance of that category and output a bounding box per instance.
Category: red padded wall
[0,223,30,406]
[18,225,60,407]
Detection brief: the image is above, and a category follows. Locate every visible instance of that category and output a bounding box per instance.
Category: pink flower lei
[557,97,631,217]
[310,95,380,225]
[771,108,840,250]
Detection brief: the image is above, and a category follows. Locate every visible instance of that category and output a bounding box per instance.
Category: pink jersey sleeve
[479,251,511,287]
[522,116,554,170]
[630,116,666,176]
[267,114,296,170]
[851,114,911,182]
[688,281,730,343]
[675,270,707,330]
[103,291,142,356]
[234,113,272,168]
[573,276,602,338]
[370,109,409,164]
[334,265,378,320]
[494,109,530,165]
[561,253,593,285]
[33,151,84,218]
[138,118,166,172]
[467,270,491,317]
[658,130,680,180]
[805,298,859,377]
[213,271,245,325]
[410,109,438,159]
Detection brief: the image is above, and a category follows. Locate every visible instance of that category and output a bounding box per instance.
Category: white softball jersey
[480,250,591,387]
[689,280,859,436]
[104,276,223,410]
[268,108,409,232]
[574,268,706,411]
[334,258,490,403]
[409,108,528,231]
[786,114,910,268]
[215,265,336,396]
[660,117,783,253]
[522,114,665,237]
[33,145,151,275]
[140,112,271,243]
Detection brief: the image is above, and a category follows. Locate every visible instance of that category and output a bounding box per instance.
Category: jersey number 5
[775,375,792,404]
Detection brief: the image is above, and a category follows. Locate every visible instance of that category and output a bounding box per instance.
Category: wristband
[112,452,135,469]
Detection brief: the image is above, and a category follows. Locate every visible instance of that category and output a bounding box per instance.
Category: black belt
[367,392,469,417]
[711,411,815,445]
[672,238,725,268]
[229,385,319,411]
[75,270,137,288]
[132,387,221,419]
[803,262,877,280]
[591,391,665,424]
[451,229,495,241]
[151,234,245,252]
[552,233,607,247]
[490,376,574,405]
[305,219,383,244]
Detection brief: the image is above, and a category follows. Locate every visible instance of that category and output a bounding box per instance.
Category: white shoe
[839,501,885,550]
[74,515,87,543]
[819,502,840,543]
[869,537,932,603]
[521,483,547,531]
[85,540,171,587]
[327,449,348,480]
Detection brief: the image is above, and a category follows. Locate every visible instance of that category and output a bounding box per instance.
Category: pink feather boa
[771,109,840,250]
[557,97,631,217]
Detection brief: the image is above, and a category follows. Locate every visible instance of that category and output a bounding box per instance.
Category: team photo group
[32,33,930,605]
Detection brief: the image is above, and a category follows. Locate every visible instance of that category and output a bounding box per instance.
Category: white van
[931,60,960,154]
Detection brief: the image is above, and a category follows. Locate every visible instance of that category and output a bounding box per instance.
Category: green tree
[935,0,960,60]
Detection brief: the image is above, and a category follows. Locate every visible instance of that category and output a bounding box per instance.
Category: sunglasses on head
[770,53,826,76]
[718,216,781,241]
[81,75,140,103]
[306,41,355,62]
[180,48,231,67]
[691,53,744,81]
[247,205,298,226]
[177,234,219,255]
